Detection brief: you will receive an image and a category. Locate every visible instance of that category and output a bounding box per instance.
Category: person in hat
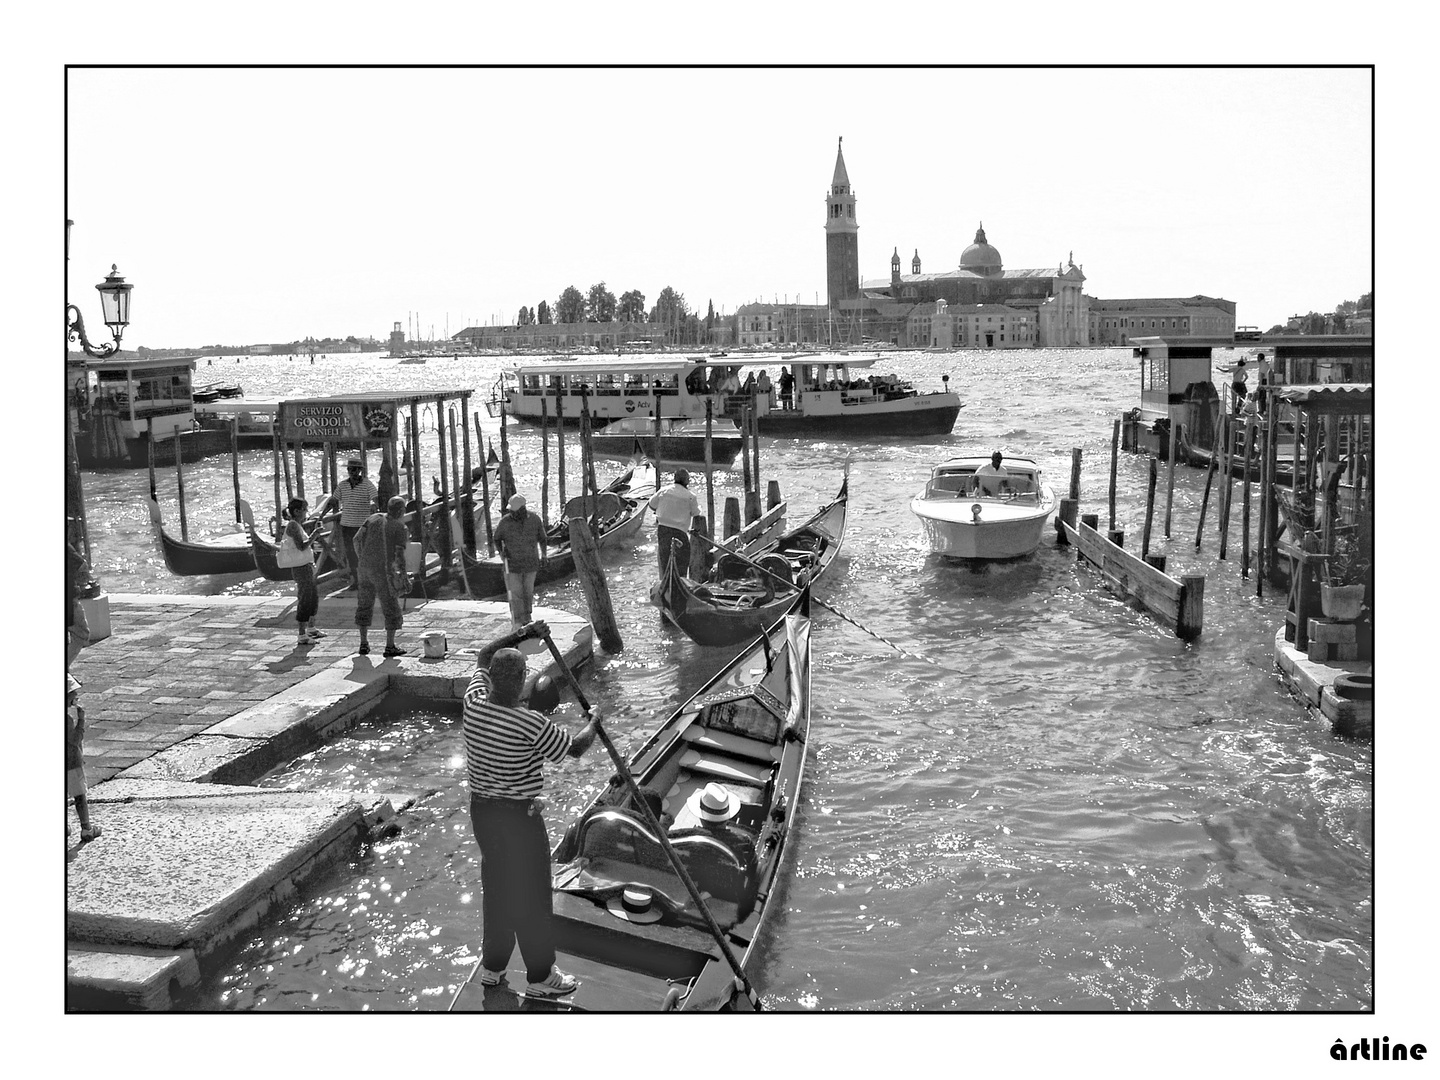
[317,455,378,589]
[462,618,601,997]
[492,493,548,631]
[66,674,101,842]
[647,469,701,578]
[353,495,410,657]
[684,781,757,870]
[972,451,1011,496]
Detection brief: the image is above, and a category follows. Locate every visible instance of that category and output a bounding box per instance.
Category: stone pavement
[66,590,595,1009]
[71,591,550,783]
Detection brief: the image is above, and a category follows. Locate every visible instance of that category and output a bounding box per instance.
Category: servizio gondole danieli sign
[277,400,397,441]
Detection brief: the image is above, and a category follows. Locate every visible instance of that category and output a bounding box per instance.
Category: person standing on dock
[66,674,101,843]
[1220,357,1249,416]
[353,495,410,658]
[281,497,324,645]
[755,368,772,410]
[462,619,600,998]
[493,494,548,631]
[648,469,702,578]
[320,456,378,590]
[778,366,795,410]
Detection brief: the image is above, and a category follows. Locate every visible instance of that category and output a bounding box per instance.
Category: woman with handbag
[279,496,324,645]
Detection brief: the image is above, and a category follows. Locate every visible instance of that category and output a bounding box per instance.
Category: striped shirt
[335,478,378,526]
[462,668,572,799]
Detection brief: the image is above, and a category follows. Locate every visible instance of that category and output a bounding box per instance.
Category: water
[88,349,1371,1011]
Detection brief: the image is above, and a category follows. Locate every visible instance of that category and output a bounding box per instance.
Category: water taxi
[910,454,1055,559]
[488,354,962,438]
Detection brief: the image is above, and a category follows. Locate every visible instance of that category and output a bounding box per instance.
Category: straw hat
[686,781,740,823]
[606,885,663,924]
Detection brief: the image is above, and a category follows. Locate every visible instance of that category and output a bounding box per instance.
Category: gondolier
[648,469,701,578]
[462,619,601,998]
[320,456,378,589]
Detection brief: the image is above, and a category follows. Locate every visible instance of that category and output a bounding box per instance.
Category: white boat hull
[911,485,1055,559]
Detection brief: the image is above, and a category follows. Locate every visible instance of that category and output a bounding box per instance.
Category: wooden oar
[537,629,763,1012]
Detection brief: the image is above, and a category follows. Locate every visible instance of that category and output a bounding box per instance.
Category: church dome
[960,224,1002,275]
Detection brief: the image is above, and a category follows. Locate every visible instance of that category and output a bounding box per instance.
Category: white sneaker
[307,628,327,639]
[478,966,507,987]
[526,967,579,997]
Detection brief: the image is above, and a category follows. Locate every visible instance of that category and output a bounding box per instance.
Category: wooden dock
[1060,514,1204,640]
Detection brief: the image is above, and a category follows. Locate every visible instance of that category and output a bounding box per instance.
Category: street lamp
[67,221,133,358]
[66,219,134,654]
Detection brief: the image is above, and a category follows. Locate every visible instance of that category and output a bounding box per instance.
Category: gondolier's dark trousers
[469,794,556,982]
[657,525,690,578]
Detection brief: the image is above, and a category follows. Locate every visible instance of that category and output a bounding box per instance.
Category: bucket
[423,631,448,659]
[405,541,423,574]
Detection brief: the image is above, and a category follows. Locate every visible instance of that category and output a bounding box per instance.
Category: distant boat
[192,382,244,403]
[591,415,743,465]
[910,454,1055,559]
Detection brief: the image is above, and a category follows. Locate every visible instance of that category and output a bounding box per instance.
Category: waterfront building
[1088,296,1237,345]
[454,320,668,353]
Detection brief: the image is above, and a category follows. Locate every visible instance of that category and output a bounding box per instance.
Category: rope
[808,594,943,668]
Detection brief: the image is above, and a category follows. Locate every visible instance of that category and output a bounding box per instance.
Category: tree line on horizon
[512,283,722,345]
[1266,290,1372,335]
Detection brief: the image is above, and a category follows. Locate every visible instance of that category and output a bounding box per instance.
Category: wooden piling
[147,419,158,501]
[280,436,295,507]
[1178,574,1205,641]
[723,496,741,541]
[498,402,514,506]
[1163,422,1177,538]
[270,428,282,535]
[1069,447,1082,501]
[479,432,496,556]
[568,515,623,654]
[431,405,450,581]
[767,479,782,510]
[174,426,189,541]
[1256,397,1276,594]
[1141,456,1158,559]
[1240,420,1256,580]
[1218,413,1234,560]
[751,405,762,498]
[231,416,243,522]
[1057,497,1077,545]
[1195,451,1218,550]
[327,443,338,496]
[1108,419,1120,531]
[294,441,305,502]
[540,396,550,525]
[555,392,567,512]
[460,398,474,550]
[653,391,664,480]
[704,397,716,535]
[449,409,468,594]
[740,405,753,514]
[1107,529,1125,547]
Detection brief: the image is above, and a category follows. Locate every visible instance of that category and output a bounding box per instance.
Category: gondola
[653,473,847,648]
[238,500,342,583]
[450,597,812,1012]
[460,460,657,597]
[147,498,257,577]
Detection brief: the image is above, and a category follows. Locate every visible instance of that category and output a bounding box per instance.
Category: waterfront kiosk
[274,389,476,587]
[69,354,199,466]
[1121,336,1234,459]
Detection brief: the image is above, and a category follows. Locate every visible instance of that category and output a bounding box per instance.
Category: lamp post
[65,219,134,647]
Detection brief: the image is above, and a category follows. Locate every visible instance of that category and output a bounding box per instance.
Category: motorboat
[910,454,1055,559]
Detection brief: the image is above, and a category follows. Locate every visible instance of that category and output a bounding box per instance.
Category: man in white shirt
[647,469,701,577]
[973,451,1010,496]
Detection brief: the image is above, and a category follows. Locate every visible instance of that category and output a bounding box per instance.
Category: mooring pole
[1141,455,1158,560]
[174,425,189,542]
[1163,422,1177,538]
[1240,419,1256,580]
[231,416,243,523]
[704,396,716,535]
[1108,418,1120,531]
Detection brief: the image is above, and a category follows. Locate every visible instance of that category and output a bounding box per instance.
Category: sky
[63,66,1372,348]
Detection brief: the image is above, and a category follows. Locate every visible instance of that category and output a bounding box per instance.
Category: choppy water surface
[88,349,1371,1011]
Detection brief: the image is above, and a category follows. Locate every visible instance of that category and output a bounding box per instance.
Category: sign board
[277,399,397,442]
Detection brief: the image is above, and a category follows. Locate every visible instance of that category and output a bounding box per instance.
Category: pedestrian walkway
[66,591,595,1009]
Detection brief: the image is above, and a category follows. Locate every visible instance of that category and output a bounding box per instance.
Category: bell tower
[824,136,860,309]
